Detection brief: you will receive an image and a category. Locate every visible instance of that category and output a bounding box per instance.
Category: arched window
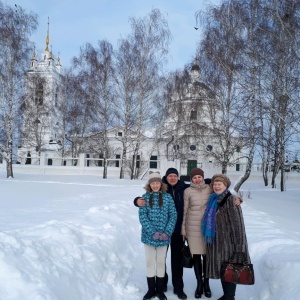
[35,83,43,105]
[190,110,197,120]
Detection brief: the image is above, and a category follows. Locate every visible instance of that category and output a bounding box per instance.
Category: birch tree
[72,41,115,177]
[197,0,300,191]
[0,2,37,177]
[114,38,138,179]
[196,1,248,176]
[114,8,171,179]
[254,0,300,190]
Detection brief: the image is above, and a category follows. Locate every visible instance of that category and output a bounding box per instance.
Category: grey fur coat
[206,190,250,279]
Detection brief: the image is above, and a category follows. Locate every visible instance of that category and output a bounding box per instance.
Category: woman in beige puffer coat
[182,168,212,299]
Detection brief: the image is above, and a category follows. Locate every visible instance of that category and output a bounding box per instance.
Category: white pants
[144,244,168,277]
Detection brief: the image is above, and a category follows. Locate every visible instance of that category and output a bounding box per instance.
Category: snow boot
[143,277,156,300]
[156,277,167,300]
[164,270,168,292]
[221,280,236,300]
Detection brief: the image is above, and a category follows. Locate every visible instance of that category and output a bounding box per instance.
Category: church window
[35,83,43,105]
[190,145,196,151]
[116,154,121,167]
[206,145,213,152]
[190,110,197,120]
[150,155,157,169]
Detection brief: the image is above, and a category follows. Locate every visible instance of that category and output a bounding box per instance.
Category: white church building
[17,25,247,178]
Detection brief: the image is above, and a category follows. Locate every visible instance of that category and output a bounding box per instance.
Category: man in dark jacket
[134,168,189,300]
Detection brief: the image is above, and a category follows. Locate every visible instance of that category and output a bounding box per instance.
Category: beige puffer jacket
[181,182,212,255]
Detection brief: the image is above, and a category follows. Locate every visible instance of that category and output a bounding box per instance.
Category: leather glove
[152,232,161,240]
[159,233,169,240]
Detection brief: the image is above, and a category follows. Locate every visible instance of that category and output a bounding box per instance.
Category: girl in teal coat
[139,171,177,300]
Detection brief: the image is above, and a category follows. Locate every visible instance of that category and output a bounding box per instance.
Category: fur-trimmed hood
[144,182,168,193]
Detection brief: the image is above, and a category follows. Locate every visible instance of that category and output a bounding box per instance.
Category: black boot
[193,254,203,298]
[156,277,167,300]
[218,280,226,299]
[143,277,156,300]
[221,280,236,300]
[202,255,212,298]
[164,270,168,292]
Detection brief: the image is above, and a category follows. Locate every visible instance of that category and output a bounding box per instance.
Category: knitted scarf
[202,192,223,244]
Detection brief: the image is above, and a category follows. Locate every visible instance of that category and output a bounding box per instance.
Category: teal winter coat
[139,191,177,247]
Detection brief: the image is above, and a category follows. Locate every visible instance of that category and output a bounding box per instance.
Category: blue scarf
[202,192,223,244]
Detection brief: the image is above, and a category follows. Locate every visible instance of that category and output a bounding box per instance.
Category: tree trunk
[6,159,13,178]
[103,157,107,179]
[120,147,126,179]
[262,161,269,186]
[234,49,256,192]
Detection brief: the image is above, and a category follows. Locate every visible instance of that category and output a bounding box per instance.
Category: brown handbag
[221,255,255,285]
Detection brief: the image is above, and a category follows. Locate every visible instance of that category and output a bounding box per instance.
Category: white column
[174,159,181,175]
[79,153,85,168]
[40,153,46,166]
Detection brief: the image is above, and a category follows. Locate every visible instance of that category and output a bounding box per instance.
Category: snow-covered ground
[0,171,299,300]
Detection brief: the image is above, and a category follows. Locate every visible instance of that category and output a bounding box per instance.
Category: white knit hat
[148,171,162,184]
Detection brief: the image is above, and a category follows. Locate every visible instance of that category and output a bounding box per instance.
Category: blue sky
[12,0,220,71]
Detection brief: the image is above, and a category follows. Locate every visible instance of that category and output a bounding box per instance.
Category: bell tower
[18,18,64,164]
